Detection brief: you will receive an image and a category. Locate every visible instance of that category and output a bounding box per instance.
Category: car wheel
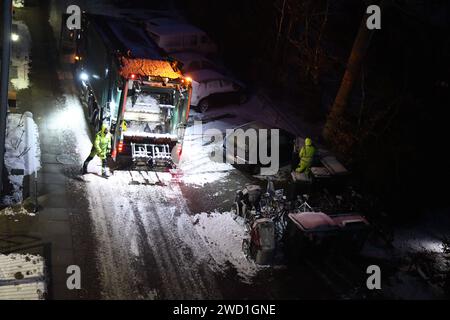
[199,99,209,113]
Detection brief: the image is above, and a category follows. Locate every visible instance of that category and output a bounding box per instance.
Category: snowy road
[81,171,224,299]
[56,84,256,299]
[57,85,259,299]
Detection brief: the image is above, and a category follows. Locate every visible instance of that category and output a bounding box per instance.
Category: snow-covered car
[223,121,295,174]
[145,19,217,55]
[171,52,221,73]
[188,69,247,112]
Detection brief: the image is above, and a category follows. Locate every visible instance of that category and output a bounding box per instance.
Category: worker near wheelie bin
[295,137,316,177]
[82,124,112,177]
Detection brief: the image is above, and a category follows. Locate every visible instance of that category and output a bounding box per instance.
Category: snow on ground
[184,211,258,282]
[3,112,41,204]
[178,121,234,187]
[79,170,224,299]
[0,204,35,217]
[13,0,24,8]
[361,209,450,299]
[392,209,450,255]
[0,253,46,300]
[10,20,31,90]
[78,166,258,297]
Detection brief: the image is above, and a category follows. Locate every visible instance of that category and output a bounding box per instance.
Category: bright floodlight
[80,72,89,81]
[11,33,19,42]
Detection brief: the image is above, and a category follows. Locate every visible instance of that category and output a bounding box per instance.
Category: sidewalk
[0,2,98,299]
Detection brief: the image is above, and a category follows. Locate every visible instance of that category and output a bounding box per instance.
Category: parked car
[170,52,221,73]
[145,19,217,54]
[223,121,295,174]
[188,69,247,112]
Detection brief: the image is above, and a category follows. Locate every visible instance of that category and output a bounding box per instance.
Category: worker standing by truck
[295,138,316,178]
[82,124,112,177]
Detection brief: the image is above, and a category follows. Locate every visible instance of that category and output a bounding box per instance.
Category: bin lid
[330,214,369,229]
[288,212,337,232]
[321,156,349,175]
[311,166,332,178]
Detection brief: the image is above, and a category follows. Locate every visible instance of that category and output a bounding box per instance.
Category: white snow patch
[0,205,35,216]
[185,211,258,282]
[13,0,25,8]
[0,253,47,300]
[178,122,234,187]
[3,112,41,204]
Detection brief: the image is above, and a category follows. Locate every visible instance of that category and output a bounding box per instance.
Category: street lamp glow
[79,72,89,81]
[11,33,19,42]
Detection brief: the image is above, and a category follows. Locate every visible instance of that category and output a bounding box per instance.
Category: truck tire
[93,111,101,132]
[87,96,95,118]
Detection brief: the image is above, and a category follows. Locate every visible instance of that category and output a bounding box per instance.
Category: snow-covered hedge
[3,112,41,204]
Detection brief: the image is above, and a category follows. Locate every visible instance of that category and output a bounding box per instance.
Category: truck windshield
[123,86,175,135]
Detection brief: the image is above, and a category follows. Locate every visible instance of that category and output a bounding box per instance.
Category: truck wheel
[93,112,101,132]
[242,239,251,260]
[91,108,100,126]
[199,99,209,113]
[87,96,95,118]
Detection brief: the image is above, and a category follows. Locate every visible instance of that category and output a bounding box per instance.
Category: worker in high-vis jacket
[295,137,316,177]
[82,124,112,177]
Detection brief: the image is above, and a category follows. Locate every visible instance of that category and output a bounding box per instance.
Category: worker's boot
[81,162,88,174]
[101,164,110,178]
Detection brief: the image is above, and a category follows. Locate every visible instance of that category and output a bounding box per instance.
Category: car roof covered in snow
[187,69,233,83]
[170,52,214,64]
[89,14,165,60]
[330,214,369,228]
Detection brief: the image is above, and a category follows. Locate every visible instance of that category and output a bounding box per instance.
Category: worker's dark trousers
[83,155,107,174]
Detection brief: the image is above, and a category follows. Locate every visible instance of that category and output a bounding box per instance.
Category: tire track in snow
[84,177,140,299]
[127,193,186,299]
[128,184,221,299]
[85,172,222,299]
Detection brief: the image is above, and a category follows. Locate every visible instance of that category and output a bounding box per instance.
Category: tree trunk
[324,3,380,140]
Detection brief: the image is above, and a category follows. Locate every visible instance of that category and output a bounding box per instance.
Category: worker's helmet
[305,137,312,146]
[101,123,109,134]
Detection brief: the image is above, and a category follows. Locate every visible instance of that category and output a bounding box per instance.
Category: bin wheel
[242,239,251,261]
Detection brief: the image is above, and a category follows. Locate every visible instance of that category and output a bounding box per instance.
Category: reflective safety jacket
[296,145,316,173]
[90,130,112,160]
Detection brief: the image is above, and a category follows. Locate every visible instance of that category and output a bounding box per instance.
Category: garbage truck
[74,14,192,168]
